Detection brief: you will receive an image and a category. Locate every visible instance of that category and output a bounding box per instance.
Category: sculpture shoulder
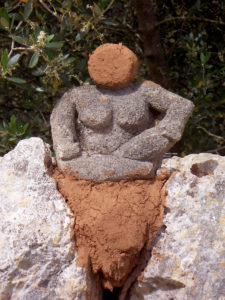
[57,85,99,105]
[138,80,194,111]
[137,80,162,93]
[69,85,101,103]
[142,80,161,88]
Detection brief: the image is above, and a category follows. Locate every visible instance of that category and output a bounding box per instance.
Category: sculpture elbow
[162,131,182,143]
[177,97,195,117]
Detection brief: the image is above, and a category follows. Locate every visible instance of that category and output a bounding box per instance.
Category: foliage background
[0,0,224,156]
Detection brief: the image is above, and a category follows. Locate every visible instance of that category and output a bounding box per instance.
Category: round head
[88,43,139,89]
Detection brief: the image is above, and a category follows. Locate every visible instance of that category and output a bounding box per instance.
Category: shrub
[0,0,224,155]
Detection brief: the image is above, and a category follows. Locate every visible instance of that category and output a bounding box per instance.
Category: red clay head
[88,43,139,89]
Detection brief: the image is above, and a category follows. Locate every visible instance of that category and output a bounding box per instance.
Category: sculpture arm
[142,81,194,142]
[50,89,81,160]
[113,82,194,161]
[113,127,169,161]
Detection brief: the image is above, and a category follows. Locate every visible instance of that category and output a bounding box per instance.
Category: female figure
[51,44,194,181]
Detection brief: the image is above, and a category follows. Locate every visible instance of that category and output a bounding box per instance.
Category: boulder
[1,138,224,300]
[0,138,87,300]
[130,153,225,300]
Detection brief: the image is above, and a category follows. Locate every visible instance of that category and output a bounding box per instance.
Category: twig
[206,145,225,153]
[197,126,225,141]
[143,16,225,33]
[35,106,48,125]
[105,24,138,34]
[13,47,33,51]
[15,20,23,31]
[39,0,60,20]
[158,16,225,27]
[7,21,24,58]
[103,0,115,14]
[164,152,178,158]
[7,1,21,12]
[8,40,15,58]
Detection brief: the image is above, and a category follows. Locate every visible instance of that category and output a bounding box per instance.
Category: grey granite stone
[129,153,225,300]
[0,138,87,300]
[50,82,194,181]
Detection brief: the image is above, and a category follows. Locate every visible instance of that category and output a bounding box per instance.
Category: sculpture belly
[78,122,134,155]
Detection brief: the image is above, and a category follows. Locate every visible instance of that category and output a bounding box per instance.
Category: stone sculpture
[51,43,194,181]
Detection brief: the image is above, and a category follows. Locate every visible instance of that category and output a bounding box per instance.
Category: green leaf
[0,9,10,30]
[11,36,27,45]
[24,1,33,20]
[43,49,57,60]
[0,17,9,29]
[93,3,102,16]
[58,54,70,62]
[204,53,211,64]
[36,86,44,92]
[0,9,10,22]
[98,0,108,11]
[33,26,41,41]
[32,65,46,76]
[75,32,86,41]
[28,52,39,68]
[6,77,27,84]
[104,0,115,13]
[2,120,8,129]
[7,54,21,69]
[10,14,15,30]
[200,53,211,65]
[8,137,17,142]
[200,53,204,64]
[23,123,29,133]
[10,115,17,132]
[45,42,63,49]
[14,13,23,22]
[64,57,76,64]
[101,18,119,25]
[45,34,54,43]
[60,57,76,66]
[1,49,8,72]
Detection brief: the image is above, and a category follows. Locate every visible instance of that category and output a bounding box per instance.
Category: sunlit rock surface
[130,153,225,300]
[0,138,86,300]
[1,138,224,300]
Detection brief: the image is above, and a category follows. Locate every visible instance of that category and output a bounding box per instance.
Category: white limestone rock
[0,138,86,300]
[130,153,225,300]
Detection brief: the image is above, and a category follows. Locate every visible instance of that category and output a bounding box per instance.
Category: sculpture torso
[75,84,153,155]
[50,81,194,181]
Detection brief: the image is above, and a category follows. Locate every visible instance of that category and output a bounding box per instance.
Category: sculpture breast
[76,95,112,130]
[114,96,151,131]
